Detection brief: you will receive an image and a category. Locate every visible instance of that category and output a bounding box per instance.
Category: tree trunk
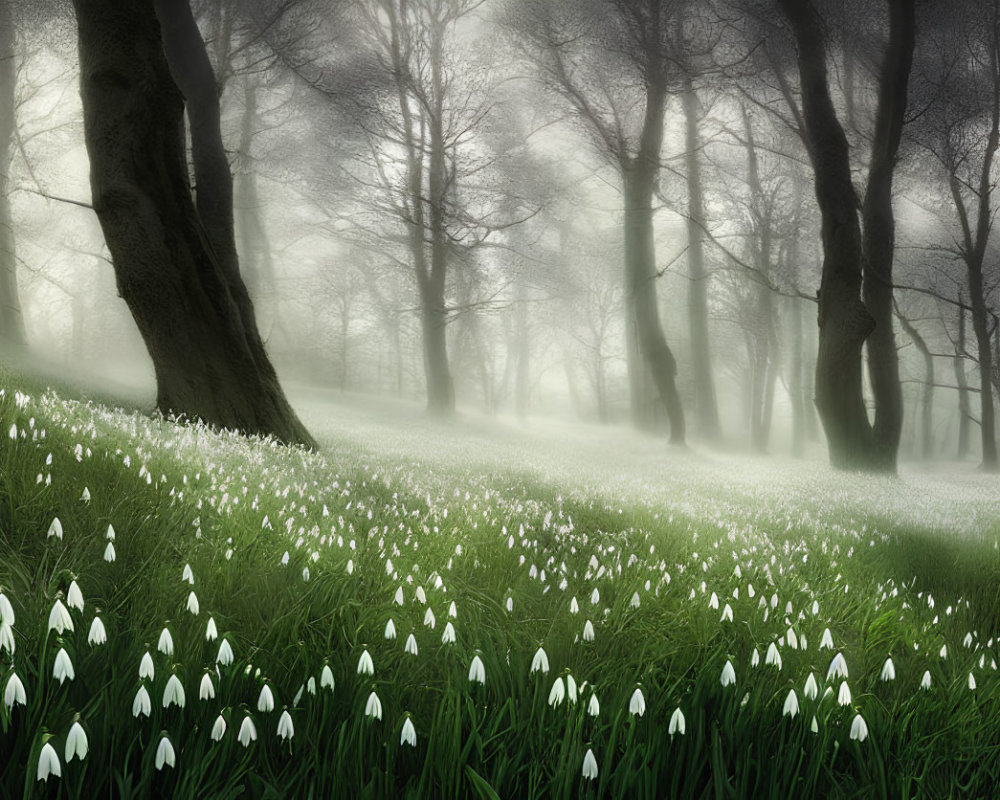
[896,308,934,459]
[682,77,719,440]
[72,0,315,448]
[514,277,531,418]
[0,0,25,347]
[954,301,972,459]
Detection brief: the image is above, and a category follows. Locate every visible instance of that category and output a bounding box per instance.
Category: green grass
[1,369,999,798]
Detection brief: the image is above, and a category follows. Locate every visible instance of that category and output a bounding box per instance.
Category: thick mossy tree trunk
[72,0,315,448]
[0,0,25,347]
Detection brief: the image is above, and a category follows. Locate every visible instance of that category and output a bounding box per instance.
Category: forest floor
[1,366,999,798]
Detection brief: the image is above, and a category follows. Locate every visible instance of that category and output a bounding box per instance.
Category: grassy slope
[1,371,999,799]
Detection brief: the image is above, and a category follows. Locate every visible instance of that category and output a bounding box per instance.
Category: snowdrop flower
[548,677,565,707]
[80,487,91,503]
[0,622,13,655]
[404,634,418,656]
[505,597,513,613]
[939,644,947,659]
[65,721,88,762]
[0,593,13,626]
[205,617,218,641]
[968,672,976,691]
[668,707,685,737]
[880,658,895,682]
[820,628,834,650]
[810,715,819,733]
[590,588,600,605]
[423,608,436,629]
[365,691,383,720]
[47,518,63,540]
[211,715,227,741]
[581,748,598,781]
[765,643,782,669]
[37,741,61,782]
[569,597,579,614]
[530,647,550,675]
[721,604,733,623]
[566,673,578,704]
[157,628,174,657]
[394,587,404,605]
[849,713,868,742]
[163,674,186,709]
[132,685,151,717]
[199,673,215,701]
[920,670,932,689]
[750,648,760,668]
[629,687,646,716]
[804,673,818,700]
[53,648,75,684]
[721,660,736,687]
[630,592,641,609]
[139,651,155,680]
[65,581,84,613]
[448,601,457,619]
[103,542,116,562]
[400,715,417,747]
[321,664,335,690]
[48,599,73,635]
[588,692,600,717]
[182,564,194,584]
[155,734,176,769]
[186,592,200,615]
[357,649,374,676]
[783,689,799,718]
[468,654,486,685]
[4,672,25,710]
[277,709,295,740]
[305,678,315,697]
[709,592,719,610]
[583,620,595,641]
[838,682,852,706]
[258,684,275,712]
[384,619,397,640]
[238,715,258,746]
[106,524,115,541]
[441,621,456,644]
[217,639,234,666]
[826,652,849,681]
[786,627,798,650]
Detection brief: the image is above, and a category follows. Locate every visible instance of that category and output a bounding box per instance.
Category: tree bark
[0,0,25,347]
[72,0,315,448]
[896,308,934,459]
[954,300,972,459]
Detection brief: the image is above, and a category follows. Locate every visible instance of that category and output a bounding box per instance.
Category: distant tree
[0,0,25,347]
[70,0,315,447]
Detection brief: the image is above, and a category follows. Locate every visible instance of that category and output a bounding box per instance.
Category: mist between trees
[0,0,997,473]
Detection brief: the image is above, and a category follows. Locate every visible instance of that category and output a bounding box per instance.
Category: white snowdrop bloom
[747,583,755,598]
[721,604,733,623]
[65,721,88,762]
[347,560,354,574]
[103,542,116,562]
[751,648,760,668]
[357,649,375,676]
[182,564,195,585]
[321,664,335,690]
[155,735,176,769]
[939,644,947,659]
[211,715,227,741]
[630,592,641,609]
[566,674,578,705]
[106,524,115,541]
[581,748,599,781]
[415,586,426,604]
[548,676,565,707]
[163,674,186,709]
[812,600,819,616]
[238,715,258,746]
[800,634,808,650]
[277,709,295,741]
[217,639,234,666]
[765,643,782,669]
[405,634,419,656]
[258,684,275,712]
[365,691,383,720]
[37,741,61,782]
[80,487,91,503]
[838,681,852,706]
[826,652,849,681]
[47,517,63,540]
[880,658,895,682]
[810,715,819,733]
[385,559,394,576]
[668,707,686,736]
[7,423,15,441]
[394,587,404,606]
[530,647,550,675]
[205,617,218,641]
[448,601,457,619]
[629,687,646,716]
[423,608,436,629]
[157,628,174,657]
[720,660,736,687]
[199,673,215,701]
[968,672,977,691]
[53,648,75,684]
[783,689,799,718]
[0,621,13,655]
[849,713,869,742]
[506,597,514,613]
[786,628,798,650]
[963,632,973,648]
[820,628,834,650]
[66,581,84,613]
[48,599,73,635]
[441,622,456,645]
[302,567,310,582]
[588,692,600,717]
[591,587,601,605]
[400,716,417,747]
[4,672,26,709]
[132,685,152,718]
[385,619,397,640]
[0,593,13,626]
[583,620,595,641]
[804,673,818,700]
[709,592,719,610]
[468,654,486,685]
[919,670,932,689]
[186,592,200,615]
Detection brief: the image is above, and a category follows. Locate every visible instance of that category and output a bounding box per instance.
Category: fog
[0,0,996,474]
